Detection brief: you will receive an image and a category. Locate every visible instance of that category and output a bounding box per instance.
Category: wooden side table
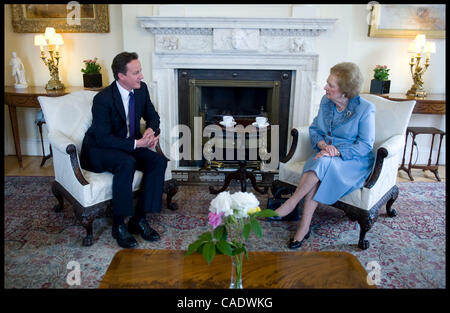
[4,86,102,168]
[375,93,445,114]
[399,127,445,181]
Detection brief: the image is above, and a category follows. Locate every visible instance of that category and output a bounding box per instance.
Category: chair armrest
[364,147,388,188]
[48,130,89,186]
[281,128,299,163]
[281,126,312,164]
[379,135,405,159]
[364,135,404,188]
[48,129,77,155]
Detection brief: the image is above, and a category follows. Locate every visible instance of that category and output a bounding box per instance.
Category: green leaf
[254,209,278,218]
[185,239,206,256]
[216,240,233,256]
[213,225,226,240]
[202,242,216,264]
[232,246,245,256]
[243,223,251,241]
[198,231,213,242]
[250,217,262,238]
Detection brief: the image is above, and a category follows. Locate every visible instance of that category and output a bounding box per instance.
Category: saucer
[252,122,269,128]
[219,121,236,127]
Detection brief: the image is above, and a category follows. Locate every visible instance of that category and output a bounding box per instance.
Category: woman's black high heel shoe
[287,229,311,250]
[265,215,283,222]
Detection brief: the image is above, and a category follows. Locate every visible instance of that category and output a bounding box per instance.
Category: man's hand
[143,128,155,140]
[148,135,160,149]
[136,137,153,149]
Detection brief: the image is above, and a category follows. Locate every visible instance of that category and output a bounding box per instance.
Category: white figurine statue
[10,52,28,89]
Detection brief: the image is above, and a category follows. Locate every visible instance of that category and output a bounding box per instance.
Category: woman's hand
[316,141,340,158]
[314,149,330,160]
[323,144,340,157]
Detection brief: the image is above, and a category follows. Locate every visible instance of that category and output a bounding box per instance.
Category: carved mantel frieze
[138,16,336,53]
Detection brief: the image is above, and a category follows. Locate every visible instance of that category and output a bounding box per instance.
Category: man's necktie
[128,91,135,139]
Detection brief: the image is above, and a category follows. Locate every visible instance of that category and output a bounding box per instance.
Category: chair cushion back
[360,94,415,151]
[38,90,97,151]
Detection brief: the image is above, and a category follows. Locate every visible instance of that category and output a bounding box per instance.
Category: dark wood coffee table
[99,249,375,288]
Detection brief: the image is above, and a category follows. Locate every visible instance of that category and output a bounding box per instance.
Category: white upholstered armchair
[271,94,415,249]
[38,90,178,246]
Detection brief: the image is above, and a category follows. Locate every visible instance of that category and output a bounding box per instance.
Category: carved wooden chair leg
[105,200,113,217]
[164,179,179,211]
[386,185,399,217]
[81,216,94,247]
[358,228,370,250]
[357,212,374,250]
[51,181,64,212]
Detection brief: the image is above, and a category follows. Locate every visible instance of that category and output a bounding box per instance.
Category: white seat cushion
[75,170,144,208]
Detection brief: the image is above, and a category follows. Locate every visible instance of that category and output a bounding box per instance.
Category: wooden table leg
[8,104,23,168]
[405,133,416,181]
[432,133,445,182]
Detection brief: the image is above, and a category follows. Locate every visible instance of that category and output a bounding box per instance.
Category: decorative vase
[83,73,102,88]
[230,252,244,289]
[370,79,390,94]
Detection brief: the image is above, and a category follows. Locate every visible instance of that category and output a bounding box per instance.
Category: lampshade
[424,41,436,54]
[415,34,426,47]
[44,27,56,40]
[49,33,64,46]
[408,41,418,53]
[34,34,47,46]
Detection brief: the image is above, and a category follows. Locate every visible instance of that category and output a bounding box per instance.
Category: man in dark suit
[80,52,167,248]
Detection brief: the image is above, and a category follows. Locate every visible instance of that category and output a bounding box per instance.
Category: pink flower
[208,211,224,229]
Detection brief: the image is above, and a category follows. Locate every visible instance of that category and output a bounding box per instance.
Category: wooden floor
[4,155,446,183]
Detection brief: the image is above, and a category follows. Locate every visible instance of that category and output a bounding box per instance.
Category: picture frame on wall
[368,4,445,39]
[10,4,109,33]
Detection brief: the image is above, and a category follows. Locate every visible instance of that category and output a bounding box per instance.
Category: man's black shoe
[128,217,160,242]
[112,224,138,249]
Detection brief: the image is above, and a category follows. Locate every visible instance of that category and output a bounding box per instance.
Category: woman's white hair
[330,62,364,99]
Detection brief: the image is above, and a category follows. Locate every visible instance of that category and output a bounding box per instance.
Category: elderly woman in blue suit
[270,62,375,249]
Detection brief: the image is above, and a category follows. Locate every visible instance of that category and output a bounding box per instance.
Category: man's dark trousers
[82,146,167,216]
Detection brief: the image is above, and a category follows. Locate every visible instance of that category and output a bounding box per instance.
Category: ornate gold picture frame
[11,4,109,33]
[368,4,445,39]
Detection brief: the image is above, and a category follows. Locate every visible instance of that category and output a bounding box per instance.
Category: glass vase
[229,252,244,289]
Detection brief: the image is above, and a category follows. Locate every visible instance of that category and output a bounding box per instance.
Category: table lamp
[34,27,65,90]
[406,34,436,97]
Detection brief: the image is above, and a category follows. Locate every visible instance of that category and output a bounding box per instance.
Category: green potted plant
[370,65,390,94]
[81,57,102,88]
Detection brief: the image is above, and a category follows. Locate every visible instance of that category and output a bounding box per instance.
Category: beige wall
[4,4,446,164]
[4,4,124,155]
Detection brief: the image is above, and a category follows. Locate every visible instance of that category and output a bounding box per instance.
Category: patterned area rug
[4,176,446,289]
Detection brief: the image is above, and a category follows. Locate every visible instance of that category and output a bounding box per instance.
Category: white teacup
[222,115,234,125]
[255,116,268,126]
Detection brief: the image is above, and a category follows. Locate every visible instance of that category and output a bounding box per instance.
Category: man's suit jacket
[81,81,160,154]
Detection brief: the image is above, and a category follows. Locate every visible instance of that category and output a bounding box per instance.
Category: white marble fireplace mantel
[138,16,337,174]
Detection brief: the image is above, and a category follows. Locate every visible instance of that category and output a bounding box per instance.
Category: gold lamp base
[406,85,427,98]
[45,78,64,90]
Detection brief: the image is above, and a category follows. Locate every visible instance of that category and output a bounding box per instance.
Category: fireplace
[178,69,291,167]
[138,16,337,177]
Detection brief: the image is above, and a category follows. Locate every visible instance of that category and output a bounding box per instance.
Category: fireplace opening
[178,69,292,167]
[202,86,267,123]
